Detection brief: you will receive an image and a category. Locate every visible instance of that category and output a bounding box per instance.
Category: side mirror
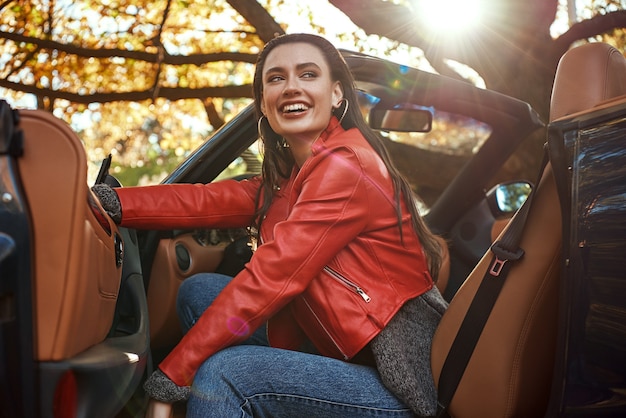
[487,181,532,218]
[369,105,433,132]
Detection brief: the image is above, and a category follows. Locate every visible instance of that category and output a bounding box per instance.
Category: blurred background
[1,0,624,186]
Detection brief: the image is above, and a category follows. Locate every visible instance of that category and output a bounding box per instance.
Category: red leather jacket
[116,117,434,386]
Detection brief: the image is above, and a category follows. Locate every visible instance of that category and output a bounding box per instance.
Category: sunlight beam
[415,0,484,34]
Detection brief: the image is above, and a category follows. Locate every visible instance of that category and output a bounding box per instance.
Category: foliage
[0,0,625,186]
[0,0,264,184]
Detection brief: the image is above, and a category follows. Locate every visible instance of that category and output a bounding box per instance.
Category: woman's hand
[142,369,190,418]
[145,399,173,418]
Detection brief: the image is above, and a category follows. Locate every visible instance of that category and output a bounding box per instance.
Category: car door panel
[2,104,149,417]
[18,109,123,360]
[147,231,229,348]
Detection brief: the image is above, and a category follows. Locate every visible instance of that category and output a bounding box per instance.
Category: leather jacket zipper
[302,297,349,360]
[323,266,371,303]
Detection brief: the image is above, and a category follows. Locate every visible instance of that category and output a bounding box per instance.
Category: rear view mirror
[369,105,433,132]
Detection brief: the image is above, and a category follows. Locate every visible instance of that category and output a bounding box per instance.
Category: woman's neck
[285,118,337,167]
[288,140,313,167]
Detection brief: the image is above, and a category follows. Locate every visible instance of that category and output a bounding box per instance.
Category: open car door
[0,101,149,418]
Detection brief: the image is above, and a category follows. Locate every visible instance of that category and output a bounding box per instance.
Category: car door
[0,101,149,418]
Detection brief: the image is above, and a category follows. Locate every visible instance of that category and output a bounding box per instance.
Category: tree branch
[554,10,626,53]
[226,0,285,42]
[0,30,259,64]
[0,79,253,104]
[203,98,226,129]
[0,0,13,13]
[329,0,425,47]
[148,0,174,98]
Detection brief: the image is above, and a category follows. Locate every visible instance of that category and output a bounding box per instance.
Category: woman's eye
[302,71,317,78]
[267,75,283,83]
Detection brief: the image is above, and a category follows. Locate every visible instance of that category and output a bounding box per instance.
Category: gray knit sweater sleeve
[371,287,448,417]
[91,183,122,224]
[143,369,190,403]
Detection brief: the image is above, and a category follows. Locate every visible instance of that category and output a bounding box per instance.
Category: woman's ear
[332,82,343,108]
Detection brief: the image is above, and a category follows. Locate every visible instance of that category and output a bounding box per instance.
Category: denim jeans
[176,273,414,418]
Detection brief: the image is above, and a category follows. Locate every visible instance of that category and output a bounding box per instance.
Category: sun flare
[416,0,483,33]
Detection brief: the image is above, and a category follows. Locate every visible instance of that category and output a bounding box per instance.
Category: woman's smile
[279,101,312,121]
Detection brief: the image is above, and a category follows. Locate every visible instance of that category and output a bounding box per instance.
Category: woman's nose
[282,77,301,95]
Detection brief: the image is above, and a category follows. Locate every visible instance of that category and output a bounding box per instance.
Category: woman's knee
[176,273,233,331]
[187,347,254,417]
[192,346,275,394]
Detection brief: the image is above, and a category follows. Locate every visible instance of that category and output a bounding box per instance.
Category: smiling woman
[416,0,483,33]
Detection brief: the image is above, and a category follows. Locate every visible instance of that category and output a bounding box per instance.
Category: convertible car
[0,41,624,417]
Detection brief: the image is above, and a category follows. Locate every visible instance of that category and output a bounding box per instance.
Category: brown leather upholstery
[431,42,626,417]
[550,42,626,122]
[17,109,122,361]
[148,234,226,348]
[490,218,510,243]
[434,235,450,295]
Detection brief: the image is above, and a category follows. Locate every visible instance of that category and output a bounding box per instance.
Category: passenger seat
[430,42,626,417]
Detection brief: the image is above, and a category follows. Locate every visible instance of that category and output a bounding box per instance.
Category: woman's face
[260,42,343,146]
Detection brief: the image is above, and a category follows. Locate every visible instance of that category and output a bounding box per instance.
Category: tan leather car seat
[17,109,123,361]
[430,42,626,417]
[434,235,451,295]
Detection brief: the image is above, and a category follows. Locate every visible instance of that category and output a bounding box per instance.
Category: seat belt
[436,147,550,418]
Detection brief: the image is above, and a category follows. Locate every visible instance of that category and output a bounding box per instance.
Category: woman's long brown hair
[251,33,442,280]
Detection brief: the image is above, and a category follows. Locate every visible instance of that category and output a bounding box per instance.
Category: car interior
[1,41,625,417]
[139,52,545,351]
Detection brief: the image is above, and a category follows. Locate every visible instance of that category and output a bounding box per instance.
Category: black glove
[143,369,190,403]
[91,183,122,224]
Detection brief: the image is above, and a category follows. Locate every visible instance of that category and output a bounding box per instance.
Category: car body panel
[0,100,38,418]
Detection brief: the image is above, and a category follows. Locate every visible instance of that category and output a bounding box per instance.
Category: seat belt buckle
[489,256,508,277]
[489,241,525,277]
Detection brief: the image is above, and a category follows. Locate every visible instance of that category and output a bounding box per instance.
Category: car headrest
[550,42,626,122]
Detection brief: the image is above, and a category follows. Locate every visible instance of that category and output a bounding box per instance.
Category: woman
[94,33,447,418]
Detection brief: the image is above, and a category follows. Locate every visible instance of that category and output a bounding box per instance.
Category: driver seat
[430,42,626,417]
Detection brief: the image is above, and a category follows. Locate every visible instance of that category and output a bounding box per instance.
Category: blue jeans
[176,273,414,418]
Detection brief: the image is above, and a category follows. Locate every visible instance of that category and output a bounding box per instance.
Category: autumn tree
[0,0,625,187]
[0,0,287,183]
[330,0,626,179]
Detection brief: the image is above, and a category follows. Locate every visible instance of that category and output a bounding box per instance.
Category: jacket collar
[311,116,344,155]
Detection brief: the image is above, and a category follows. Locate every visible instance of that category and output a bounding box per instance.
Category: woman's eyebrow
[264,62,322,75]
[295,62,322,71]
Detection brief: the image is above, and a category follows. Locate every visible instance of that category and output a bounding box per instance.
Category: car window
[214,139,263,181]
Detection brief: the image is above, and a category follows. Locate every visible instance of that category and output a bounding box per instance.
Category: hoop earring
[257,115,266,139]
[336,98,349,124]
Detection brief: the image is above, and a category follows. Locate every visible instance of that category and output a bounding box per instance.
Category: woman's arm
[113,177,261,230]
